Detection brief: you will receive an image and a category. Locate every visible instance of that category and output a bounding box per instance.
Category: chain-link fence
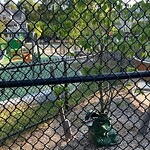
[0,0,150,149]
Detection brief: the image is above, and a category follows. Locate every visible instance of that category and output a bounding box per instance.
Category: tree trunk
[60,107,72,141]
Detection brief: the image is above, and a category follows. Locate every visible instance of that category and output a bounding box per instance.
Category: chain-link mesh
[0,0,150,149]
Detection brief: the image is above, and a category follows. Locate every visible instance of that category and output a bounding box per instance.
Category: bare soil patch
[0,86,150,150]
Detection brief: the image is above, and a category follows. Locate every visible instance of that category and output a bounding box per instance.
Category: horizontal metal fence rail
[0,71,150,88]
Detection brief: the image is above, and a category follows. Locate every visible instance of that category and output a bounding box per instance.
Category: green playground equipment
[6,38,22,59]
[0,34,24,60]
[0,32,41,63]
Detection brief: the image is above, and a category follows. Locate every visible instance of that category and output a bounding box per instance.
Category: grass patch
[0,101,59,144]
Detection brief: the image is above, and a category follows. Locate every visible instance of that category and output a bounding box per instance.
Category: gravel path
[1,86,150,150]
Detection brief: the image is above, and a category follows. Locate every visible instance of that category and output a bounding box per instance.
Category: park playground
[0,36,79,104]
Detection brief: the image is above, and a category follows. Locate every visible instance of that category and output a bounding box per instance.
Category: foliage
[0,35,6,43]
[82,65,115,113]
[13,0,150,48]
[17,0,40,22]
[53,85,70,107]
[3,0,17,10]
[0,38,6,44]
[27,21,43,38]
[0,21,6,33]
[127,1,150,58]
[126,67,136,72]
[76,0,122,112]
[82,65,102,76]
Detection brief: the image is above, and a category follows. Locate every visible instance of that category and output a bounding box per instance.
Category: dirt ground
[0,86,150,150]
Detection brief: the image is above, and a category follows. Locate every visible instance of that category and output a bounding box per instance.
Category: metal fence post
[63,58,69,110]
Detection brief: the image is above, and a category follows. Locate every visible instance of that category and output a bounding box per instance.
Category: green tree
[17,0,40,22]
[64,0,122,113]
[37,0,68,39]
[37,0,55,23]
[27,21,43,38]
[3,0,17,10]
[129,1,150,59]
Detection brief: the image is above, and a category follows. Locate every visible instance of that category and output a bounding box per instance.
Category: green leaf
[117,102,122,108]
[141,52,148,58]
[126,67,135,72]
[135,89,140,94]
[116,4,122,11]
[55,99,64,107]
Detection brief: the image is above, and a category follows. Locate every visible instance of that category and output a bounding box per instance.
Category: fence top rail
[0,71,150,88]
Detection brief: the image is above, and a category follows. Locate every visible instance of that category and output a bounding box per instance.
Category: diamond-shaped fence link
[0,0,150,149]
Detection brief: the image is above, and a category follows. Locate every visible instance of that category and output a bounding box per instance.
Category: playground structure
[0,32,81,105]
[0,32,41,63]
